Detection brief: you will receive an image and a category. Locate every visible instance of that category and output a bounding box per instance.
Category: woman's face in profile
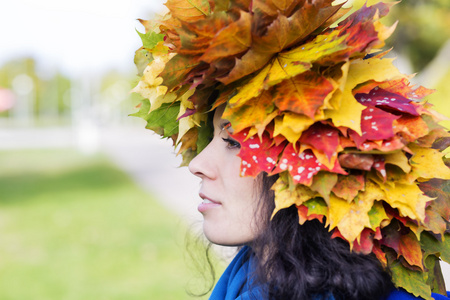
[188,105,262,246]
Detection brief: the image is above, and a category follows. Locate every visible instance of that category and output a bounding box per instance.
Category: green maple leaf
[387,251,433,300]
[424,255,447,296]
[136,30,165,50]
[131,101,180,138]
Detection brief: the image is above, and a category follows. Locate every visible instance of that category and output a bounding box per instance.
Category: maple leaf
[310,172,338,204]
[360,106,401,142]
[177,127,198,155]
[131,101,180,138]
[378,78,435,100]
[273,71,334,119]
[263,29,348,88]
[273,113,315,144]
[272,174,318,216]
[231,129,286,177]
[222,90,275,134]
[227,30,349,109]
[165,0,211,22]
[274,145,346,186]
[380,222,424,270]
[384,151,411,174]
[219,0,344,85]
[330,181,388,244]
[423,255,447,296]
[300,122,340,161]
[136,29,165,50]
[372,156,386,180]
[419,179,450,222]
[176,88,197,144]
[338,153,374,171]
[393,116,430,143]
[408,144,450,181]
[423,207,447,237]
[200,10,252,63]
[421,232,450,266]
[379,180,431,222]
[355,87,420,116]
[132,53,177,112]
[387,250,433,300]
[160,54,202,91]
[298,197,328,224]
[332,174,365,202]
[419,180,450,237]
[324,92,365,136]
[368,201,389,231]
[399,231,424,270]
[174,11,234,55]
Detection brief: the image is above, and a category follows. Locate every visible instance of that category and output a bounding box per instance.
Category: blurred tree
[351,0,450,72]
[0,58,72,125]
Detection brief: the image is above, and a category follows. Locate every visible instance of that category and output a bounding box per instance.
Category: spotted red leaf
[372,156,386,179]
[232,129,286,177]
[355,87,420,116]
[274,144,346,185]
[300,122,340,160]
[362,107,401,140]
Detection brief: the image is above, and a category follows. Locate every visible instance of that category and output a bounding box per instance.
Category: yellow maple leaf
[385,151,411,174]
[336,197,374,244]
[327,194,351,230]
[325,56,407,135]
[176,88,197,144]
[327,61,350,110]
[329,180,388,244]
[131,53,177,113]
[379,181,431,222]
[324,90,365,135]
[272,175,318,217]
[273,113,315,144]
[408,144,450,181]
[228,65,270,107]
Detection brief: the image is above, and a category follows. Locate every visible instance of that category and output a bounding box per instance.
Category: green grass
[0,149,213,300]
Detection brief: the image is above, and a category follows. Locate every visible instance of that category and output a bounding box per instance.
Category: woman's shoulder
[386,290,450,300]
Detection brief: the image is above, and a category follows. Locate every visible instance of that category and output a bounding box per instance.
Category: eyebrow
[219,121,231,131]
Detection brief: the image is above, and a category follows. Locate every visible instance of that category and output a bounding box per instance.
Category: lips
[198,193,221,213]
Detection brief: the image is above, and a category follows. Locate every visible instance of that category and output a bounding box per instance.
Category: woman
[132,0,450,299]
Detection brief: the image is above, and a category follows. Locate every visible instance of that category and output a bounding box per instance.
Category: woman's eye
[222,138,241,149]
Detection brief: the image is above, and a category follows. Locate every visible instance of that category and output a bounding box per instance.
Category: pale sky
[0,0,166,77]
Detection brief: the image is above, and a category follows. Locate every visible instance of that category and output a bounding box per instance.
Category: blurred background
[0,0,449,299]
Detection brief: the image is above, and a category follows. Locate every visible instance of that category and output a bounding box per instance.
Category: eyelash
[222,138,241,149]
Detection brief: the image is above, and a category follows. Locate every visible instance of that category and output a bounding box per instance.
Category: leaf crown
[131,1,450,298]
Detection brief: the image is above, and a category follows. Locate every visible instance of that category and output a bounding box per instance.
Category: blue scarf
[209,246,449,300]
[209,246,267,300]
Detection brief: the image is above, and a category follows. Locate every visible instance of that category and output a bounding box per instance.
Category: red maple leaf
[300,122,340,160]
[273,144,346,185]
[232,129,286,177]
[355,87,420,116]
[349,107,401,145]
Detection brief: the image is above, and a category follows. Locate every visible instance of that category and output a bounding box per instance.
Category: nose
[188,140,216,180]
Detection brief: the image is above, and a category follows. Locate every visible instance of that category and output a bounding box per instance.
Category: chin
[203,224,254,247]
